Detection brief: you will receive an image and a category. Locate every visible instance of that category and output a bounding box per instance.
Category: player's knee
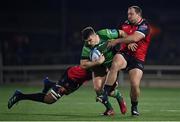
[112,55,126,70]
[93,78,104,92]
[111,61,125,71]
[111,61,119,70]
[93,84,102,92]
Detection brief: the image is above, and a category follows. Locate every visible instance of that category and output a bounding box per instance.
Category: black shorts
[120,52,144,71]
[51,69,82,97]
[58,76,82,95]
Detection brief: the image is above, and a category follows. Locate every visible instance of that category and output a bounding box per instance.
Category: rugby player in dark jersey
[8,66,92,108]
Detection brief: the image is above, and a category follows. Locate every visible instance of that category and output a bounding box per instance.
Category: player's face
[128,8,139,24]
[85,34,99,47]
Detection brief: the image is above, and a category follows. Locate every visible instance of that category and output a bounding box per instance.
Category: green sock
[110,89,123,102]
[96,91,113,110]
[104,101,113,110]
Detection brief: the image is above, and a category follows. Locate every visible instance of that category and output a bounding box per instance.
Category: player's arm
[113,32,144,44]
[108,23,149,46]
[107,32,143,47]
[119,30,138,51]
[80,46,104,69]
[107,31,138,51]
[118,30,127,38]
[97,29,120,39]
[80,56,104,69]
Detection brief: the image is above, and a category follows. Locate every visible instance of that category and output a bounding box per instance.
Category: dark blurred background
[0,0,180,66]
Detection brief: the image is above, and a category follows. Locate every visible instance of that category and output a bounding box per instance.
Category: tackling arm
[116,31,144,44]
[118,30,127,38]
[97,29,119,39]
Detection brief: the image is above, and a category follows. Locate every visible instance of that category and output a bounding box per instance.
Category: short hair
[81,26,96,40]
[128,6,142,17]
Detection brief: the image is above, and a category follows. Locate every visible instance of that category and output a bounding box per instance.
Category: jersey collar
[137,18,143,25]
[126,18,143,25]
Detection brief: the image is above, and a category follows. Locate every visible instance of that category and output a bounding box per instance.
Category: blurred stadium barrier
[1,65,180,87]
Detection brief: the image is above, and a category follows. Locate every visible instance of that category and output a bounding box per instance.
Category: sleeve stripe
[135,31,145,37]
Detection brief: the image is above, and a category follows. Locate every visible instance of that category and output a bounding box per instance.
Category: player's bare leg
[98,54,127,109]
[92,66,115,116]
[105,70,127,115]
[92,73,105,93]
[106,54,127,86]
[129,68,143,116]
[93,76,115,116]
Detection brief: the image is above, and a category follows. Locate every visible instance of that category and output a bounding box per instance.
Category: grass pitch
[0,84,180,121]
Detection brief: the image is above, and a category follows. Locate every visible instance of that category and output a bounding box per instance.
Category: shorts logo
[138,63,143,69]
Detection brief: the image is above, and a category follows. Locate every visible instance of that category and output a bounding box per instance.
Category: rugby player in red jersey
[97,6,151,116]
[8,65,92,108]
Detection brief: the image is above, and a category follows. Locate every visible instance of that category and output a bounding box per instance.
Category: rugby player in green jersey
[80,27,127,116]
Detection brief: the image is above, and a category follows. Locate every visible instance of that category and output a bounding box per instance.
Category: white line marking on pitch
[160,109,180,112]
[143,109,180,112]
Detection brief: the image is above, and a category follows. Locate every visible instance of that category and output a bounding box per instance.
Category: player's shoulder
[96,28,111,34]
[137,19,150,31]
[136,19,150,36]
[139,19,150,27]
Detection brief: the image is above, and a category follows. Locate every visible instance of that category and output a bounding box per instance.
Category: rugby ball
[90,48,101,61]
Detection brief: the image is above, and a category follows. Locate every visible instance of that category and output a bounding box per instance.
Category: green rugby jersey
[81,29,119,68]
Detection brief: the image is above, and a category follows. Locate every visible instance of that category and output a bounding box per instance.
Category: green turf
[0,84,180,121]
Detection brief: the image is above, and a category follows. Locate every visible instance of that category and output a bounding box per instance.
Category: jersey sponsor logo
[110,29,117,34]
[137,63,143,69]
[138,24,148,31]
